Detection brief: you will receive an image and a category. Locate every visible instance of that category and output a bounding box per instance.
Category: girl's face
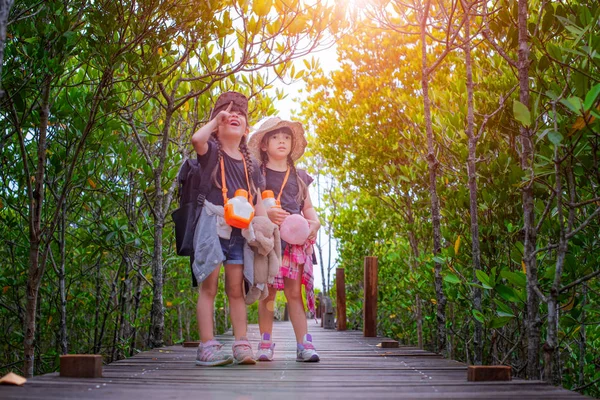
[218,110,248,140]
[262,130,292,160]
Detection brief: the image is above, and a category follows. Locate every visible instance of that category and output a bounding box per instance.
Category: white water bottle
[261,190,280,209]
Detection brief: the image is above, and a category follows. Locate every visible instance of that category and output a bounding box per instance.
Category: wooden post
[336,268,346,331]
[283,302,289,321]
[323,296,335,329]
[320,299,324,327]
[364,256,378,337]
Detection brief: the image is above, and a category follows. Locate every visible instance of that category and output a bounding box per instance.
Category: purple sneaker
[256,332,275,361]
[296,334,320,362]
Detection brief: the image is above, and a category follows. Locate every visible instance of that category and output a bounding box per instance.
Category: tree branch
[560,270,600,294]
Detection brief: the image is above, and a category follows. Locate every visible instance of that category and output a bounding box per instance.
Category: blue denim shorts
[219,235,245,265]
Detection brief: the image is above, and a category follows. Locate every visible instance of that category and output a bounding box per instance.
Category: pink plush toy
[279,214,310,245]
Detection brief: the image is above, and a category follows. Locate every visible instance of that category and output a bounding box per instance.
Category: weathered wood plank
[0,321,590,399]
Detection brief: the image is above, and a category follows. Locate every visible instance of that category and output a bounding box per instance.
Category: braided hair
[260,149,269,177]
[239,135,258,200]
[288,154,308,206]
[209,131,224,189]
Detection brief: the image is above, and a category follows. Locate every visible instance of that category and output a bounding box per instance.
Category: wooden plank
[59,355,102,378]
[0,321,589,400]
[468,366,512,382]
[182,341,200,348]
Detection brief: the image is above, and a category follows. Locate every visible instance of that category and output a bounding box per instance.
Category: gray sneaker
[296,334,320,362]
[196,340,233,366]
[233,337,256,365]
[256,332,275,361]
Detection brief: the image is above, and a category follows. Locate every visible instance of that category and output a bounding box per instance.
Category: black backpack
[171,147,218,256]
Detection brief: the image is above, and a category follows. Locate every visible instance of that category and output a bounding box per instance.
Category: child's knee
[265,289,277,301]
[200,285,217,299]
[225,280,244,299]
[284,285,301,302]
[199,279,218,298]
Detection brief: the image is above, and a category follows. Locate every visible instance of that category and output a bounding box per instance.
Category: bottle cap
[262,190,275,200]
[234,189,248,199]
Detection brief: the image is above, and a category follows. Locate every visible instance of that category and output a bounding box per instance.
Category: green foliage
[300,0,600,396]
[0,0,336,377]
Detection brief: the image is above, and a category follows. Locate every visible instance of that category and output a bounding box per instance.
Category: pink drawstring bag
[279,214,310,245]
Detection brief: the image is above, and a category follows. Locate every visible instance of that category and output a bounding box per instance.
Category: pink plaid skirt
[271,239,316,314]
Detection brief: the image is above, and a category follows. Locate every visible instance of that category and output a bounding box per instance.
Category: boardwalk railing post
[283,302,289,321]
[323,296,336,329]
[364,256,378,337]
[336,267,346,331]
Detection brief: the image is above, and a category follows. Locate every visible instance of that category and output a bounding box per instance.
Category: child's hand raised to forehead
[266,207,290,226]
[215,101,233,126]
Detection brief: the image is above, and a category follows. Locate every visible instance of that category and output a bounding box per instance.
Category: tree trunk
[0,0,15,96]
[405,198,423,349]
[316,172,328,295]
[177,304,183,343]
[420,0,446,357]
[462,0,483,365]
[129,273,143,356]
[148,108,176,348]
[58,202,68,355]
[23,74,51,378]
[449,302,455,359]
[93,258,101,353]
[327,229,332,295]
[317,242,327,295]
[517,0,540,380]
[96,263,122,354]
[578,285,586,387]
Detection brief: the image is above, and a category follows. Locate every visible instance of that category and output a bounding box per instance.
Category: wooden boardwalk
[0,321,589,399]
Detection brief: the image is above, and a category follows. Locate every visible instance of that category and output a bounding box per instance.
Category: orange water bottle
[224,189,255,229]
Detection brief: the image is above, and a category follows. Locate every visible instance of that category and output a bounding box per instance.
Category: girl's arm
[302,192,321,241]
[191,102,232,155]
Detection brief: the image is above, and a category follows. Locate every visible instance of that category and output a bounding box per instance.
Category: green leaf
[433,256,446,264]
[490,316,513,329]
[560,97,584,115]
[444,273,461,284]
[500,270,527,288]
[513,100,531,126]
[493,298,515,317]
[547,130,563,145]
[584,84,600,111]
[467,282,486,290]
[476,270,493,289]
[496,284,520,303]
[547,43,562,61]
[472,309,485,323]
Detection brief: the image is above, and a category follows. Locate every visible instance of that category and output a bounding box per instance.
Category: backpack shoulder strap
[195,144,218,207]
